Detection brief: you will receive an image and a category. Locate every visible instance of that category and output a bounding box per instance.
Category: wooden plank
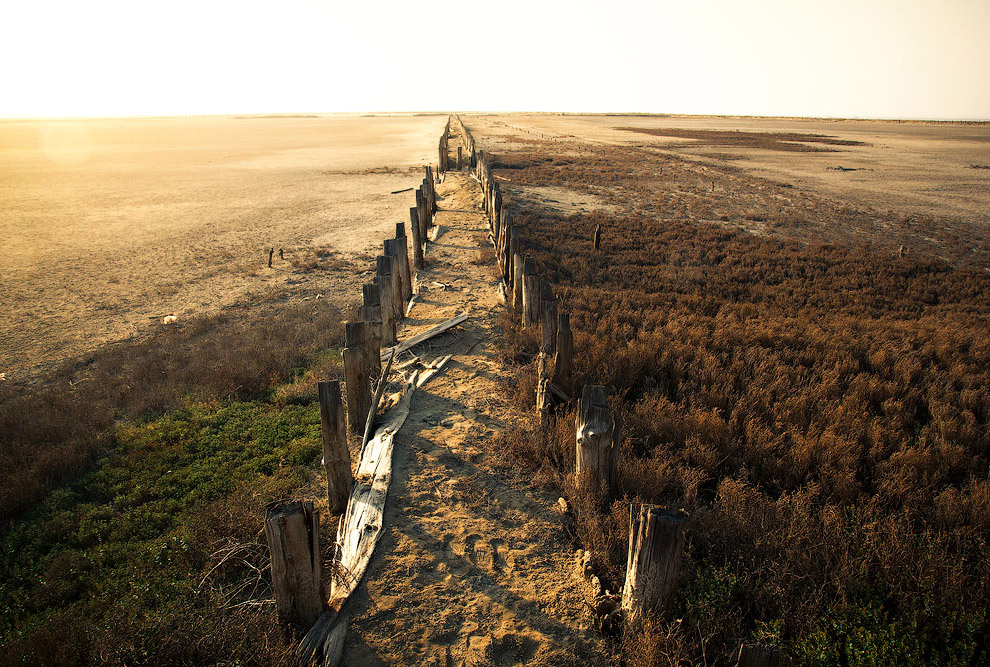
[362,349,396,447]
[380,312,469,361]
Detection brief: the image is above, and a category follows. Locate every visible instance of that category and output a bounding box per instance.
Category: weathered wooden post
[385,238,410,305]
[375,270,396,347]
[343,321,372,435]
[318,381,351,514]
[620,504,687,624]
[409,207,424,270]
[394,222,412,300]
[522,257,540,326]
[575,385,620,497]
[536,355,552,427]
[377,255,402,323]
[359,285,382,377]
[540,279,558,356]
[507,226,519,286]
[457,146,463,170]
[594,224,602,250]
[264,500,325,629]
[512,252,525,314]
[737,645,783,667]
[552,313,573,393]
[268,247,274,268]
[416,189,429,240]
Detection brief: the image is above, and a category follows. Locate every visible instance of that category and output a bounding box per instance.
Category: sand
[0,115,445,382]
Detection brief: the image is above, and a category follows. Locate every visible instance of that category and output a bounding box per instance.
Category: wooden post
[268,247,274,268]
[385,238,410,305]
[523,257,540,326]
[375,271,396,347]
[594,224,602,250]
[540,279,558,356]
[552,312,573,396]
[264,500,324,629]
[620,504,686,624]
[536,354,552,427]
[394,222,412,300]
[457,146,463,170]
[359,284,382,377]
[344,321,372,435]
[508,226,520,289]
[377,255,402,323]
[409,207,424,270]
[512,252,525,314]
[575,385,620,497]
[318,381,351,514]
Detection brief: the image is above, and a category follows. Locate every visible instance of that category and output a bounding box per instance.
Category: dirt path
[339,166,610,665]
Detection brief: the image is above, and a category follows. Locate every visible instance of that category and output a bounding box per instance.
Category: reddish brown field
[471,114,990,665]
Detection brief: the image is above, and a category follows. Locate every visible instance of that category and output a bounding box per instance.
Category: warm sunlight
[2,0,988,119]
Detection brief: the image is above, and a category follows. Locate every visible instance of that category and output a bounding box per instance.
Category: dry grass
[481,129,990,664]
[616,127,867,152]
[0,296,350,524]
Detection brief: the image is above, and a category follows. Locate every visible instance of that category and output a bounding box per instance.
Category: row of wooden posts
[472,125,780,664]
[263,147,442,634]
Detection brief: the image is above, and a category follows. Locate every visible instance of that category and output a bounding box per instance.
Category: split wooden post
[737,646,783,667]
[318,381,351,514]
[620,504,687,625]
[594,224,602,250]
[343,321,372,435]
[385,238,410,305]
[540,279,558,356]
[359,284,382,377]
[522,257,540,326]
[575,385,620,497]
[264,500,325,629]
[409,207,424,269]
[552,312,573,393]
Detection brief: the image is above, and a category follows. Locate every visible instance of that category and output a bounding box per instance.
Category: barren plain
[0,115,444,381]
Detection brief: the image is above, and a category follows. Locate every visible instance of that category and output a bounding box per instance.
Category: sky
[2,0,988,120]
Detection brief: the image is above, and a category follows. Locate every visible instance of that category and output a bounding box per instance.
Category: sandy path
[340,166,608,665]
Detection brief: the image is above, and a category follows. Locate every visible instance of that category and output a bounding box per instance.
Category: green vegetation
[0,397,328,665]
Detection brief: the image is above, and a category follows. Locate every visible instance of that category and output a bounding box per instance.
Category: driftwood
[264,500,324,630]
[621,504,686,624]
[299,359,452,664]
[380,313,469,361]
[318,381,351,514]
[390,187,413,195]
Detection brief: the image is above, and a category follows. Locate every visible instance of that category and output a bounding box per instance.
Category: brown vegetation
[616,127,868,152]
[483,127,990,664]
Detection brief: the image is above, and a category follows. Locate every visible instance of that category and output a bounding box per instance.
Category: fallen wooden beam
[380,312,469,361]
[390,187,413,195]
[362,349,396,447]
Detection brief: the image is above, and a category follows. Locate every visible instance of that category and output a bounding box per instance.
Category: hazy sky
[2,0,988,119]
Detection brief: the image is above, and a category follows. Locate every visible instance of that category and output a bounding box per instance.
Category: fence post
[377,255,402,324]
[575,385,620,497]
[512,252,525,314]
[552,312,573,394]
[374,271,396,347]
[540,279,558,356]
[394,223,412,300]
[620,504,686,625]
[343,321,372,435]
[522,257,540,326]
[385,238,410,305]
[359,285,382,377]
[457,146,463,170]
[264,500,325,629]
[409,207,424,270]
[318,381,351,514]
[737,646,783,667]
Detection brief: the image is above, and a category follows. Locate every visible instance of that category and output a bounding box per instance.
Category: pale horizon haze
[2,0,989,121]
